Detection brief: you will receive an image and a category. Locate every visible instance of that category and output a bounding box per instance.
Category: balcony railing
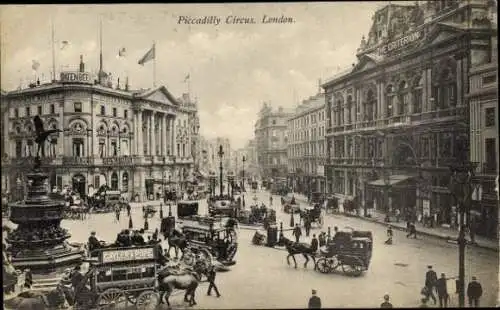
[102,156,140,166]
[63,156,91,166]
[6,156,56,166]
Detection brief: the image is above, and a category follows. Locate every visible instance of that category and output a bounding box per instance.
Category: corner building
[322,0,497,236]
[2,61,196,202]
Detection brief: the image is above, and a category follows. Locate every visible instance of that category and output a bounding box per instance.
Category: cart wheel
[315,258,331,274]
[340,256,364,277]
[97,288,128,309]
[136,290,160,310]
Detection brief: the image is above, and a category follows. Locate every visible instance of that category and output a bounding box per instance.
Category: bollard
[144,217,149,231]
[159,203,164,219]
[327,226,331,242]
[128,216,133,229]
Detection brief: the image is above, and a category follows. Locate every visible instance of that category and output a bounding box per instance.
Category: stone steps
[31,277,62,290]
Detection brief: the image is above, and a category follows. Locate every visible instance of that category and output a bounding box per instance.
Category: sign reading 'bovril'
[60,71,92,84]
[377,30,423,55]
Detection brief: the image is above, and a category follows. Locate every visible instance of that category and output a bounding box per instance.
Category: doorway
[72,174,86,196]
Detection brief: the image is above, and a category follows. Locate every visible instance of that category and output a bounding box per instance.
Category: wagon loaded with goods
[315,229,373,277]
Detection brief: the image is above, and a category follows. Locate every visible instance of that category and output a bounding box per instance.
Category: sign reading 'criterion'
[377,30,423,55]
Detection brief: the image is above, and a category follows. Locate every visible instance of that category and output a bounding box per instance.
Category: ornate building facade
[287,93,327,195]
[2,57,196,202]
[322,0,497,235]
[254,103,292,181]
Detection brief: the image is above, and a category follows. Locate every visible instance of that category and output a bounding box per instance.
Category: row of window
[290,110,326,129]
[289,143,326,157]
[12,103,130,119]
[289,126,326,143]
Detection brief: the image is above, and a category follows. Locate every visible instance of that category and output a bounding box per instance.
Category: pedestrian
[269,195,273,206]
[207,265,221,297]
[24,268,32,289]
[115,207,120,222]
[424,265,438,305]
[407,222,417,238]
[305,218,312,237]
[395,209,400,222]
[385,226,393,245]
[467,276,482,307]
[152,228,159,241]
[71,265,84,289]
[436,273,449,308]
[311,234,318,253]
[380,294,393,308]
[318,232,326,247]
[469,219,476,244]
[292,224,302,243]
[308,289,321,309]
[127,203,131,217]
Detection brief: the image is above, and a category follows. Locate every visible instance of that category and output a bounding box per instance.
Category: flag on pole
[138,44,155,66]
[183,74,190,82]
[118,47,127,57]
[32,60,40,71]
[60,40,70,50]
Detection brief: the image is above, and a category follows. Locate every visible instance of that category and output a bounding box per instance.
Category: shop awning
[368,175,413,187]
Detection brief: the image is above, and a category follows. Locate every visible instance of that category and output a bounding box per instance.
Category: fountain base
[9,243,84,272]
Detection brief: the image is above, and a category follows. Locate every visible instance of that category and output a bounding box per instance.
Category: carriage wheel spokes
[315,258,331,274]
[97,288,128,309]
[136,290,160,310]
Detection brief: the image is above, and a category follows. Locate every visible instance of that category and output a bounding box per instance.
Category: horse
[279,235,317,269]
[156,266,203,307]
[4,285,73,310]
[167,229,188,259]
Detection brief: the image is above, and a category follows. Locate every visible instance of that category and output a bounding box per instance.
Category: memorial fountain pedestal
[6,169,84,272]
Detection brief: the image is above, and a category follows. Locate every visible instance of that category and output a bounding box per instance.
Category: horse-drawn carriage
[180,217,238,268]
[315,229,373,277]
[282,196,301,214]
[207,197,237,218]
[299,204,324,228]
[142,205,157,218]
[177,201,199,218]
[62,193,89,220]
[90,187,123,213]
[72,245,161,309]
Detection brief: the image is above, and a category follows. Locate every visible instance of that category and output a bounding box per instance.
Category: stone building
[254,103,292,181]
[2,56,197,202]
[287,92,327,195]
[322,0,497,231]
[242,139,259,181]
[467,10,498,238]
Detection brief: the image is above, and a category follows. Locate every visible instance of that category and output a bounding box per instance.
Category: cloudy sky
[1,2,400,149]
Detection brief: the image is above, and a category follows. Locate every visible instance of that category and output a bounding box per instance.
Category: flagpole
[153,41,156,88]
[51,17,56,82]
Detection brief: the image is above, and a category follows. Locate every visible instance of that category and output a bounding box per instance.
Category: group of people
[8,224,68,242]
[422,265,483,308]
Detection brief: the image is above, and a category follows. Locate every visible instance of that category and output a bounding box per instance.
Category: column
[132,113,137,155]
[162,115,168,156]
[456,57,463,107]
[171,117,176,157]
[378,81,385,120]
[137,110,144,156]
[357,89,364,122]
[149,112,155,156]
[58,102,65,156]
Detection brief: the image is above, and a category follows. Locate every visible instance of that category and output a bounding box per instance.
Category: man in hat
[88,231,101,253]
[424,265,437,304]
[380,294,393,308]
[435,273,449,308]
[467,276,482,307]
[24,268,32,289]
[207,265,221,297]
[292,224,302,243]
[308,289,321,309]
[71,265,84,290]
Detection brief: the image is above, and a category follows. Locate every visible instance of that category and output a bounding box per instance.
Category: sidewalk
[283,192,498,252]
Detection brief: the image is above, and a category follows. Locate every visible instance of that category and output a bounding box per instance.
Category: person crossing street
[207,265,221,297]
[424,265,438,305]
[292,224,302,243]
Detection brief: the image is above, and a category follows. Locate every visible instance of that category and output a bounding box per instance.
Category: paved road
[5,189,497,308]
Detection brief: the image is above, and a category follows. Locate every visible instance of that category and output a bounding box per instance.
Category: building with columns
[467,14,498,239]
[254,103,292,181]
[287,92,327,195]
[2,56,196,202]
[322,0,497,233]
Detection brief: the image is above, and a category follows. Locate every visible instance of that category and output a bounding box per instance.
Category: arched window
[412,76,423,114]
[398,80,409,115]
[122,172,129,192]
[111,172,118,190]
[346,95,353,124]
[432,63,457,110]
[336,96,344,126]
[386,85,395,118]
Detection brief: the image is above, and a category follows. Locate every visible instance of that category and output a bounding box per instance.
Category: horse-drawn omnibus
[72,245,161,309]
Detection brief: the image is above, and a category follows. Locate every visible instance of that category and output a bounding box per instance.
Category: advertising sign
[60,71,93,84]
[377,30,423,55]
[100,247,155,264]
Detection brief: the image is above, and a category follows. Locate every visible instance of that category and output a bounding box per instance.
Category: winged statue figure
[33,115,67,158]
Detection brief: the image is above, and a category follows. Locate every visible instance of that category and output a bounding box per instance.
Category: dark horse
[157,265,203,307]
[279,235,317,269]
[167,229,188,259]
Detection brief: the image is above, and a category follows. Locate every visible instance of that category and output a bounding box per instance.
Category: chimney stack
[79,55,85,72]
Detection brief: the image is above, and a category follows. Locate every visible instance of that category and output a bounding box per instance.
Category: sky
[1,2,401,149]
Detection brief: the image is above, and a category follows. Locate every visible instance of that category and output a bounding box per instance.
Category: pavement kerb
[353,214,499,252]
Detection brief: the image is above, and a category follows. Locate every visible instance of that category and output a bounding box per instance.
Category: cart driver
[88,231,102,253]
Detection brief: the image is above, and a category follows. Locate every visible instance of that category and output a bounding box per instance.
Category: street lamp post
[218,145,224,197]
[449,162,478,308]
[86,128,92,196]
[242,155,246,192]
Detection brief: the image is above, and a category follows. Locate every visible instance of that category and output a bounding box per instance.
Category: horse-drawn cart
[282,196,300,214]
[72,245,161,309]
[315,229,373,277]
[300,204,324,228]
